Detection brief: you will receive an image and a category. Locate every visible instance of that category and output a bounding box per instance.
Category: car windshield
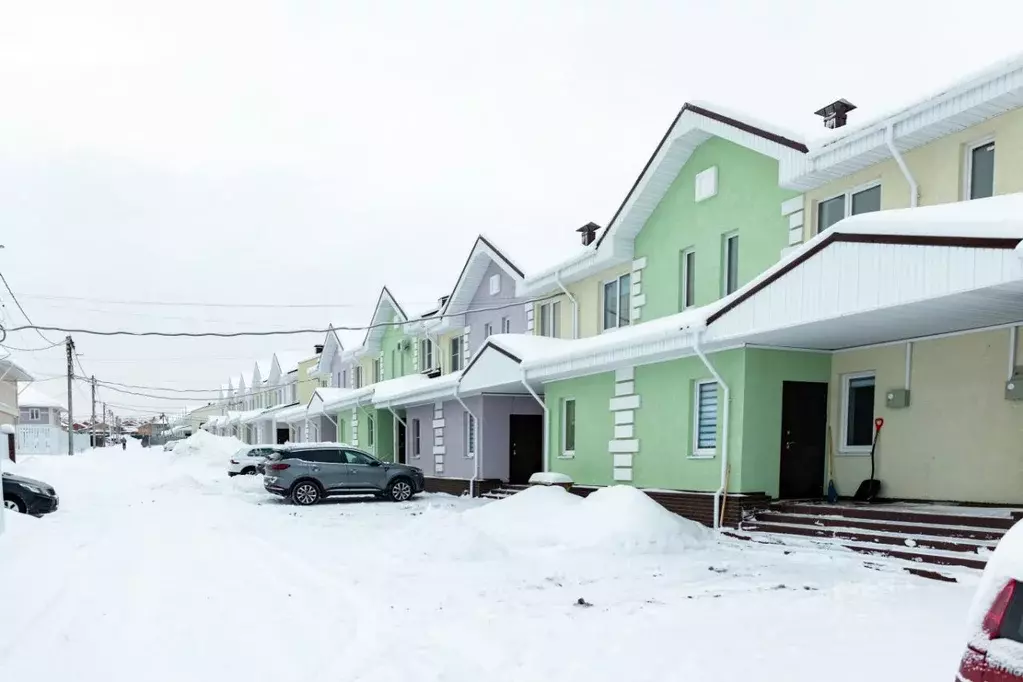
[232,447,251,458]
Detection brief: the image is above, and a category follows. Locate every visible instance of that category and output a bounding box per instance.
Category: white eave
[783,53,1023,191]
[371,372,462,408]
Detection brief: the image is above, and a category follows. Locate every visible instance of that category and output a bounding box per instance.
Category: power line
[80,374,321,402]
[17,293,443,309]
[1,291,560,338]
[0,271,60,346]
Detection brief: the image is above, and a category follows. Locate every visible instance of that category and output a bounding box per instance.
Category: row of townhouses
[202,54,1023,527]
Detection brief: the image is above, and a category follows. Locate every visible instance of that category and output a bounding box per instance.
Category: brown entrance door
[509,414,543,484]
[779,381,829,499]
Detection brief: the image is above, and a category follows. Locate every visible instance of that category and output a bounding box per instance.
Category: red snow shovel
[853,417,884,503]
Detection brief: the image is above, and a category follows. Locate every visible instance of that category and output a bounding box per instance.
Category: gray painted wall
[479,395,544,480]
[19,406,55,425]
[465,260,524,353]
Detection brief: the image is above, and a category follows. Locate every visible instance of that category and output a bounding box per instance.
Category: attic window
[695,166,718,202]
[489,274,501,295]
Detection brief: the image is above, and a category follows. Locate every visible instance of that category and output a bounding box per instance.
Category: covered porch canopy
[704,194,1023,350]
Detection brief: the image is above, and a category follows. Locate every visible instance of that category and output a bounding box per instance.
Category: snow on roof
[17,385,64,410]
[810,51,1023,150]
[834,193,1023,240]
[274,403,308,423]
[313,385,373,413]
[371,371,462,405]
[687,99,807,149]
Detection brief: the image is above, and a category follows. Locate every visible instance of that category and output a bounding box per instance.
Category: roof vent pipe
[814,99,856,129]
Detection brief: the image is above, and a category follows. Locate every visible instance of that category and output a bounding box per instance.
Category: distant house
[17,385,89,456]
[18,385,64,427]
[0,357,33,462]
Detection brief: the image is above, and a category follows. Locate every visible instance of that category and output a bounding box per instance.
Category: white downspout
[693,330,729,531]
[905,342,913,391]
[885,124,918,208]
[554,271,579,339]
[520,368,548,473]
[1010,327,1019,380]
[452,380,480,497]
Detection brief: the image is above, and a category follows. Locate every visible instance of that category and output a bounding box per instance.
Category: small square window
[602,274,632,331]
[723,234,739,296]
[693,380,718,455]
[842,372,876,450]
[450,337,463,371]
[29,408,40,421]
[851,185,881,215]
[489,274,501,295]
[420,339,433,370]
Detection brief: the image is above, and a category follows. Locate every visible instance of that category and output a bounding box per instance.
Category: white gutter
[693,330,729,531]
[885,124,919,208]
[520,368,548,473]
[554,271,579,339]
[452,377,480,497]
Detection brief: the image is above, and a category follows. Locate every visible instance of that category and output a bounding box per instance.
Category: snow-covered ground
[0,435,977,681]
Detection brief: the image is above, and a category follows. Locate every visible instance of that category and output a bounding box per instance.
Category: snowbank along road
[0,435,979,681]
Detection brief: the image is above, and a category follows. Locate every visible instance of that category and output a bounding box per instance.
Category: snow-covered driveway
[1,440,977,681]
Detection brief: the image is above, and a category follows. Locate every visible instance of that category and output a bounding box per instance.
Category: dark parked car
[3,471,59,515]
[264,444,425,505]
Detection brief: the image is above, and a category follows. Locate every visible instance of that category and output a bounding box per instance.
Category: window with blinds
[694,380,718,455]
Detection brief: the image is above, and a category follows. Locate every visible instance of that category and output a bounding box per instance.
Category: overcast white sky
[2,0,1022,418]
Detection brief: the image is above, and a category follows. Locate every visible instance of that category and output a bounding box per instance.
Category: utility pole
[65,336,74,456]
[102,402,107,446]
[90,375,96,449]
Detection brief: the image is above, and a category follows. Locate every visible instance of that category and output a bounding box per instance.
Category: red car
[959,522,1023,681]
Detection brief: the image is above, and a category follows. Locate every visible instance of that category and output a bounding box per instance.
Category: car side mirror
[369,460,381,467]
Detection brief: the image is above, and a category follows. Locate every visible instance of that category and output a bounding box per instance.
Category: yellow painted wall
[532,264,631,340]
[830,328,1023,504]
[359,356,376,386]
[803,107,1023,239]
[437,330,460,374]
[296,357,319,405]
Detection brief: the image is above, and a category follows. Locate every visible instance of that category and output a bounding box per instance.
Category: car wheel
[3,496,25,513]
[387,478,414,502]
[291,481,321,506]
[242,467,257,475]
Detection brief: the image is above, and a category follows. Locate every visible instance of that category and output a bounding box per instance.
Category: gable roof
[360,287,408,354]
[316,325,344,375]
[594,101,807,250]
[18,384,64,410]
[438,235,525,318]
[272,350,308,379]
[782,53,1023,191]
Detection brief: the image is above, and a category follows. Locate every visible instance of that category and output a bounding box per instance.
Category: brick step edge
[747,512,1007,540]
[774,503,1017,530]
[742,521,997,554]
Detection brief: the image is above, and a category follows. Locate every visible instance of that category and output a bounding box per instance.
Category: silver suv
[263,444,425,505]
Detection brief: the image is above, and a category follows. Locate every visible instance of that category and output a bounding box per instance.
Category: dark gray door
[343,449,388,490]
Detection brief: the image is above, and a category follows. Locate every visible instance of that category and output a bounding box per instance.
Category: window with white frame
[562,398,576,456]
[538,301,560,337]
[693,380,718,456]
[373,358,382,383]
[602,274,631,331]
[483,322,493,339]
[464,412,477,457]
[722,233,739,296]
[489,273,501,295]
[420,339,434,370]
[817,183,882,233]
[842,372,876,451]
[367,414,375,447]
[966,138,995,200]
[680,248,695,309]
[353,366,363,389]
[29,408,40,421]
[450,336,463,371]
[411,418,421,457]
[501,316,511,334]
[341,370,347,388]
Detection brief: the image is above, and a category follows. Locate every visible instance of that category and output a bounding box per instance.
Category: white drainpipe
[692,330,729,530]
[885,124,918,208]
[554,271,579,339]
[520,368,548,473]
[452,380,480,497]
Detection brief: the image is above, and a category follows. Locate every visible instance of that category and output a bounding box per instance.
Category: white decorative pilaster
[630,258,647,322]
[609,366,639,482]
[525,302,535,333]
[462,326,471,367]
[351,407,359,447]
[781,195,806,251]
[412,338,419,372]
[432,401,445,474]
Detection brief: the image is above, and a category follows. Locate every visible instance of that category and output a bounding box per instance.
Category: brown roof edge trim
[685,104,809,154]
[461,340,523,377]
[705,232,1022,325]
[595,103,807,249]
[440,235,525,318]
[478,235,526,279]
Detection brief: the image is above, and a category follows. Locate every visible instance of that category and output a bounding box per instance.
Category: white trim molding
[609,366,639,482]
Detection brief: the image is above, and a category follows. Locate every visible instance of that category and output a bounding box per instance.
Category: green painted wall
[740,349,833,498]
[380,325,413,381]
[633,350,746,491]
[375,409,395,462]
[336,411,350,445]
[633,137,799,320]
[546,372,617,486]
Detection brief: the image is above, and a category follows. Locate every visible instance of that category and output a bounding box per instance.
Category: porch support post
[520,368,548,474]
[693,329,730,531]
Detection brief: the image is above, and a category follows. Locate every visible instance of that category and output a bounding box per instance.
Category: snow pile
[528,471,572,485]
[573,485,709,553]
[466,484,583,548]
[170,430,246,462]
[466,485,708,554]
